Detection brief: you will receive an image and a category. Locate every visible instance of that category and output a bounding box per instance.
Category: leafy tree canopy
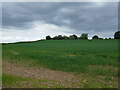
[114,31,120,39]
[80,33,88,39]
[46,35,51,40]
[92,35,99,39]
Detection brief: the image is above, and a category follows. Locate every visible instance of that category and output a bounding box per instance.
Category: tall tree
[46,35,51,40]
[53,36,58,40]
[69,35,75,39]
[63,35,68,40]
[114,31,120,39]
[80,33,88,39]
[92,35,99,39]
[73,34,77,39]
[58,35,63,40]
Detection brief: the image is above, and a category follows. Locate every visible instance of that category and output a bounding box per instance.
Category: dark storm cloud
[2,2,118,33]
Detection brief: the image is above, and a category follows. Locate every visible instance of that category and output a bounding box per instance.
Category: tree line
[46,31,120,40]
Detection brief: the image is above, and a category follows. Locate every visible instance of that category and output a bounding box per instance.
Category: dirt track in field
[3,60,118,88]
[3,61,76,81]
[3,61,83,88]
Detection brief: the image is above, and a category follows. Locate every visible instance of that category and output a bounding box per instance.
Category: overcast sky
[1,2,118,43]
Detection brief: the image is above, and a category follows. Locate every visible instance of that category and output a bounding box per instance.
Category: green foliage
[62,35,69,40]
[50,34,78,40]
[53,35,63,40]
[69,35,75,39]
[114,31,120,39]
[92,35,99,39]
[46,35,51,40]
[68,34,77,39]
[53,36,58,40]
[80,33,88,39]
[57,35,63,40]
[72,34,77,39]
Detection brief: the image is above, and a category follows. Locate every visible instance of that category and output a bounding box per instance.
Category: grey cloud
[2,2,118,36]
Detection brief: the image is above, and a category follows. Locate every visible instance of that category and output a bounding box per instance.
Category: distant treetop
[45,31,119,40]
[92,35,99,39]
[114,31,120,39]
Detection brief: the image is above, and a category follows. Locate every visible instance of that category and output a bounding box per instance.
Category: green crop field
[2,39,119,88]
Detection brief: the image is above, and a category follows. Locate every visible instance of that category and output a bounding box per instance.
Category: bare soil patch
[3,60,118,88]
[3,60,83,88]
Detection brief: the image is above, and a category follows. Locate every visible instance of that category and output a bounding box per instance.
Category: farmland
[2,39,118,88]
